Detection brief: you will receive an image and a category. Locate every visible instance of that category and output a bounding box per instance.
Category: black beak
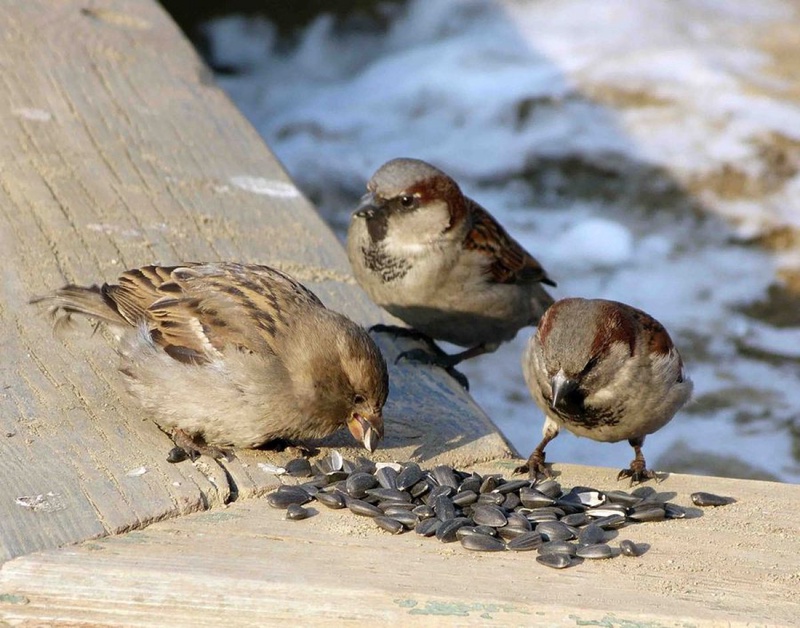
[550,369,579,410]
[355,193,377,218]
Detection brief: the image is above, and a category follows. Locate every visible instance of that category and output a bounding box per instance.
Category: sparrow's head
[354,158,467,245]
[331,317,389,452]
[535,298,690,414]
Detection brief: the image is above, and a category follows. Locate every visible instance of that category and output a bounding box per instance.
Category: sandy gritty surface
[1,459,796,626]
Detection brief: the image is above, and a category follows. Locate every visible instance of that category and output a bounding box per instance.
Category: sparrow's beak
[347,412,384,453]
[355,192,377,218]
[550,369,578,410]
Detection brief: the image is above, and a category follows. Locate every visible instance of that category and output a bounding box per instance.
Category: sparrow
[515,297,692,483]
[32,262,389,461]
[347,158,555,372]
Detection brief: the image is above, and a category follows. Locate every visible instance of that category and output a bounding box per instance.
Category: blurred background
[161,0,800,483]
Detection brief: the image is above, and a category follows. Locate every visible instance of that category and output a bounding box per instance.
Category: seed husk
[577,523,606,546]
[536,553,572,569]
[539,541,578,556]
[664,503,687,519]
[412,504,436,519]
[347,498,383,518]
[284,458,313,478]
[459,475,482,494]
[365,487,412,503]
[493,479,530,494]
[507,531,543,551]
[436,517,472,543]
[415,517,441,537]
[375,516,404,535]
[534,479,562,498]
[315,491,347,510]
[267,487,311,509]
[461,534,506,552]
[506,512,532,531]
[495,526,527,541]
[452,489,479,507]
[619,539,642,557]
[561,512,588,527]
[628,505,666,522]
[472,504,507,527]
[375,466,399,490]
[434,495,457,522]
[536,520,574,542]
[346,472,379,498]
[285,504,311,520]
[431,465,459,489]
[396,463,424,491]
[576,543,614,559]
[519,487,556,509]
[691,492,734,507]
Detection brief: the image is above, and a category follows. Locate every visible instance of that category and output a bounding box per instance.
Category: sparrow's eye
[399,195,416,209]
[581,356,599,376]
[353,393,366,405]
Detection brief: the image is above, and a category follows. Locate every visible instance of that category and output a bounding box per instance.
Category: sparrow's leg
[369,323,436,346]
[397,342,490,368]
[514,418,560,479]
[167,428,232,463]
[617,436,657,484]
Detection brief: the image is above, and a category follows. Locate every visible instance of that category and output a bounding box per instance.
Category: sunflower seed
[461,534,506,552]
[576,543,614,559]
[285,504,311,520]
[536,553,572,569]
[691,492,733,507]
[619,539,642,557]
[507,531,543,551]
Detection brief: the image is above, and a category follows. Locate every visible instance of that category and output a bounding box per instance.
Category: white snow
[203,0,800,482]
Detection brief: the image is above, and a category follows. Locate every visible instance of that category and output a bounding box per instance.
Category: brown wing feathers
[464,199,556,287]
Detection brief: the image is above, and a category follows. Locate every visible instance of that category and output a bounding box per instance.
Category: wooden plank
[0,0,511,563]
[0,462,796,626]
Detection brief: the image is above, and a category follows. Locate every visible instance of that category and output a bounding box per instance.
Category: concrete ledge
[0,0,509,563]
[0,462,797,626]
[0,1,797,625]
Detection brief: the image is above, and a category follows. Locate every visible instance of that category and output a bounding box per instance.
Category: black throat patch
[362,244,411,282]
[551,388,621,429]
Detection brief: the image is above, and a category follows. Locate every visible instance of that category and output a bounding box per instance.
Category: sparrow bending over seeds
[33,262,389,461]
[347,158,555,377]
[515,297,692,483]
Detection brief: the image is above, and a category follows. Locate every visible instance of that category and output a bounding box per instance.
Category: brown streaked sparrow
[33,262,389,461]
[515,297,692,483]
[346,158,555,374]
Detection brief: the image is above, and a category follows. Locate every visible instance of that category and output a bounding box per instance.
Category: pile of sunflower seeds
[264,451,733,569]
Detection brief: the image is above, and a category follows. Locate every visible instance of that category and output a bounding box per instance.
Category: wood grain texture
[0,462,796,626]
[0,0,510,563]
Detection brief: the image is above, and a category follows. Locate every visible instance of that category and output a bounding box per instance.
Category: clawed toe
[515,451,550,480]
[617,465,657,485]
[168,429,232,463]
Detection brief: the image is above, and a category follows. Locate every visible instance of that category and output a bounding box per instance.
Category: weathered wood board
[0,462,797,626]
[0,0,511,563]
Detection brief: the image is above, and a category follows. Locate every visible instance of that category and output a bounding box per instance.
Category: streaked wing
[463,199,556,287]
[109,263,325,364]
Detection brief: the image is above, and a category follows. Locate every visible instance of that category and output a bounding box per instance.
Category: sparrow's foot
[617,461,657,485]
[514,450,551,480]
[396,347,470,390]
[369,324,437,346]
[167,429,232,463]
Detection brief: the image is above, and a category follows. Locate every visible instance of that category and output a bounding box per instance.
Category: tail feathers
[31,285,129,331]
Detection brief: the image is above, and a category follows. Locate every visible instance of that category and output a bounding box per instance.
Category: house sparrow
[515,297,692,483]
[33,262,389,461]
[347,158,555,371]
